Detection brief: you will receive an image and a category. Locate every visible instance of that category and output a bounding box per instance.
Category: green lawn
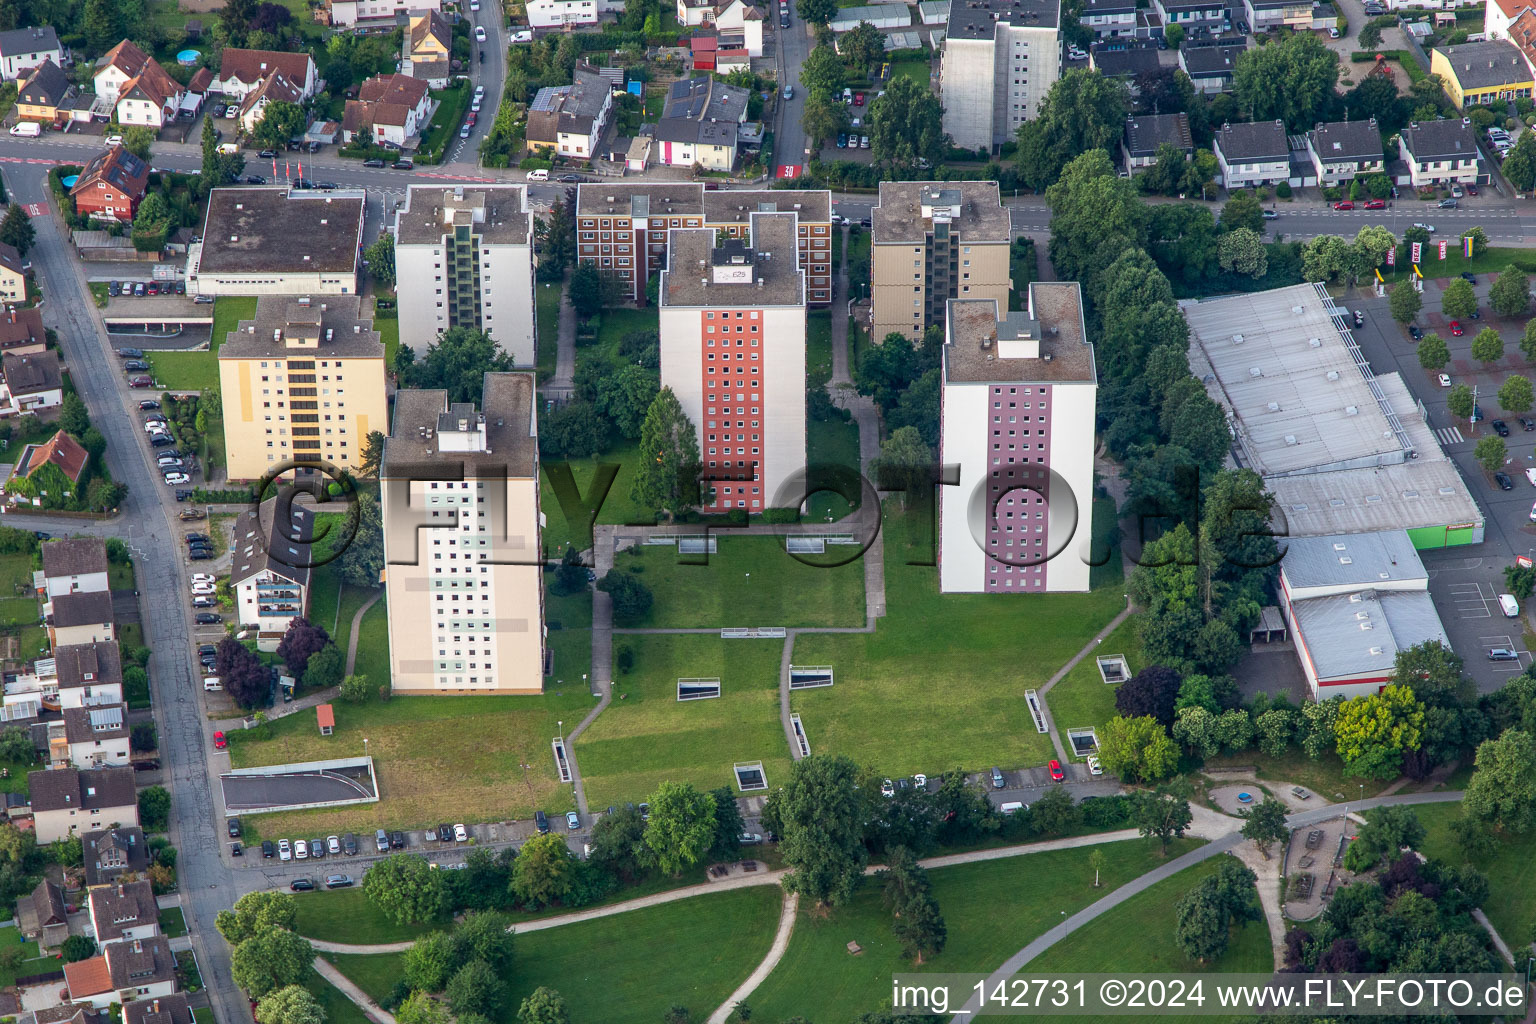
[147,295,251,390]
[888,58,932,87]
[539,440,649,556]
[0,552,34,595]
[1024,855,1272,1023]
[536,280,563,383]
[1201,748,1391,802]
[350,594,391,690]
[1406,801,1536,948]
[1389,245,1533,282]
[211,296,257,343]
[805,411,860,521]
[751,837,1201,1022]
[328,885,781,1024]
[1043,614,1141,757]
[377,316,400,368]
[0,597,37,626]
[610,535,864,628]
[158,906,187,938]
[592,308,658,363]
[807,310,832,388]
[579,633,792,807]
[545,588,592,690]
[1087,494,1123,589]
[306,972,374,1024]
[108,558,136,590]
[419,83,472,162]
[193,1009,214,1024]
[788,504,1126,776]
[0,938,55,986]
[227,678,592,834]
[294,885,446,945]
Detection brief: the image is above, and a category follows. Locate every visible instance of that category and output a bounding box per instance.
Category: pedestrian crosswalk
[1436,426,1465,446]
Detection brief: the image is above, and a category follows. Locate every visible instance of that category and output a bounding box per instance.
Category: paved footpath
[315,957,397,1024]
[707,891,800,1024]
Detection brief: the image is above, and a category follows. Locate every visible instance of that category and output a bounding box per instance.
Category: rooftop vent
[1232,333,1244,344]
[1368,646,1385,656]
[1309,337,1322,348]
[1249,366,1262,377]
[1339,556,1353,565]
[1267,402,1280,411]
[1327,370,1341,381]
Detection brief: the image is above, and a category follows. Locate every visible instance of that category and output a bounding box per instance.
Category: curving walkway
[707,891,800,1024]
[315,956,398,1024]
[344,589,385,676]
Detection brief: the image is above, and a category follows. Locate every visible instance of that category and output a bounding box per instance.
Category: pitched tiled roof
[104,936,175,990]
[1308,118,1383,163]
[88,880,156,942]
[30,878,65,926]
[55,642,122,690]
[41,537,106,579]
[124,994,194,1024]
[187,67,213,94]
[95,40,150,78]
[358,72,428,109]
[218,47,314,88]
[1400,117,1478,161]
[1435,39,1529,89]
[0,26,60,59]
[1124,112,1193,156]
[409,10,451,51]
[63,703,127,745]
[72,146,150,203]
[0,242,21,279]
[18,59,70,109]
[63,956,112,999]
[0,307,44,350]
[82,826,149,887]
[1216,119,1288,161]
[16,430,89,483]
[28,766,137,814]
[120,58,181,109]
[48,590,113,628]
[240,71,304,120]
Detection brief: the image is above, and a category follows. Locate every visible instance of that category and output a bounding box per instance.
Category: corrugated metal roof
[1280,530,1425,593]
[1292,589,1447,681]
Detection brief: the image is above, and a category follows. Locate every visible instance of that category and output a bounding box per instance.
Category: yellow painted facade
[219,351,386,481]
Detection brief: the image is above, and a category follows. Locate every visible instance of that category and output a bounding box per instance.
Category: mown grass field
[1401,801,1536,948]
[1043,614,1141,757]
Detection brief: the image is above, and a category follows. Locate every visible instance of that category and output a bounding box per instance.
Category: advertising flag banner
[1412,241,1422,263]
[1439,240,1448,260]
[1465,235,1476,258]
[1386,247,1395,266]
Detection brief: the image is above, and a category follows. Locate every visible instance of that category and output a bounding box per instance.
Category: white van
[526,168,549,181]
[999,801,1027,815]
[1499,594,1520,618]
[8,122,39,138]
[203,675,223,691]
[217,143,238,155]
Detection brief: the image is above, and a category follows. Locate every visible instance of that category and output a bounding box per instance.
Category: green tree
[1174,883,1232,962]
[630,387,701,517]
[0,725,30,763]
[1506,563,1536,600]
[256,985,326,1024]
[518,987,571,1024]
[363,234,396,288]
[1343,805,1425,870]
[252,100,307,150]
[800,91,848,146]
[403,327,516,404]
[1390,283,1423,324]
[1098,715,1179,783]
[60,934,96,963]
[642,782,717,876]
[83,0,121,50]
[338,673,371,703]
[1255,708,1298,757]
[867,75,946,172]
[1301,697,1344,759]
[769,754,868,907]
[1441,277,1479,320]
[361,854,448,924]
[217,891,298,944]
[1446,382,1475,420]
[1014,68,1131,189]
[1522,317,1536,362]
[1216,225,1267,278]
[1046,150,1146,289]
[139,785,170,830]
[446,959,506,1019]
[568,262,623,318]
[1172,705,1220,758]
[1501,375,1534,414]
[0,203,34,259]
[1463,729,1536,833]
[880,847,947,963]
[1334,683,1426,780]
[708,785,746,862]
[1490,266,1531,318]
[58,393,89,437]
[871,425,932,497]
[510,832,578,908]
[358,429,385,477]
[1472,326,1505,364]
[1132,785,1193,854]
[1219,190,1265,234]
[395,993,450,1024]
[1417,332,1450,370]
[798,44,843,96]
[301,642,343,691]
[232,928,314,999]
[587,804,648,880]
[1475,435,1508,475]
[1239,798,1289,859]
[840,21,884,77]
[1503,131,1536,192]
[797,0,835,24]
[596,363,659,439]
[1463,226,1490,258]
[1232,33,1340,129]
[597,569,652,622]
[1301,234,1351,285]
[334,491,383,588]
[403,931,458,992]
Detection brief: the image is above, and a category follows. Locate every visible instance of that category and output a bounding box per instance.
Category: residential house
[528,0,602,27]
[1081,0,1136,34]
[329,0,445,26]
[41,538,109,599]
[28,765,138,843]
[123,995,195,1024]
[940,0,1061,151]
[342,73,432,146]
[1486,0,1527,35]
[0,26,60,80]
[1506,7,1536,67]
[1243,0,1314,31]
[1153,0,1227,30]
[401,10,451,89]
[1121,112,1193,171]
[714,0,766,55]
[46,591,114,648]
[87,880,158,943]
[190,187,364,297]
[1179,39,1246,93]
[0,244,23,305]
[92,40,150,106]
[212,47,318,101]
[0,308,45,355]
[16,59,74,124]
[1305,118,1385,186]
[15,879,67,948]
[1430,39,1533,108]
[81,826,149,888]
[526,63,614,160]
[1,350,64,416]
[1214,119,1290,187]
[1089,45,1160,84]
[651,75,746,170]
[92,41,182,128]
[35,1006,111,1024]
[1399,117,1481,186]
[70,145,151,224]
[53,704,131,770]
[100,937,176,1005]
[230,497,312,650]
[6,431,90,508]
[55,642,125,709]
[238,71,305,136]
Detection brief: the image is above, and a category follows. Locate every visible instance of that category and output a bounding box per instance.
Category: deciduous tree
[1132,785,1193,854]
[0,203,34,259]
[1475,435,1508,475]
[1390,284,1423,324]
[597,570,653,623]
[401,327,516,404]
[518,987,571,1024]
[867,75,946,172]
[769,754,869,906]
[1441,277,1479,320]
[304,643,344,691]
[1097,715,1179,783]
[403,932,458,993]
[1115,665,1183,726]
[138,785,170,830]
[1463,728,1536,833]
[217,891,297,944]
[1472,327,1505,364]
[256,985,326,1024]
[1239,798,1288,859]
[1446,382,1475,420]
[1015,68,1131,189]
[277,617,331,679]
[839,21,884,77]
[1219,191,1265,234]
[363,234,396,288]
[232,928,314,999]
[1232,33,1340,129]
[1500,375,1533,414]
[446,959,505,1019]
[1334,683,1425,780]
[362,854,448,924]
[1490,266,1530,317]
[1417,333,1449,370]
[510,832,578,908]
[1216,227,1266,278]
[642,782,717,876]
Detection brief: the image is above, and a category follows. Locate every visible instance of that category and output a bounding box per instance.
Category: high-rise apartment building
[658,213,805,513]
[382,373,545,694]
[393,185,536,364]
[576,183,832,306]
[871,182,1012,342]
[938,286,1097,593]
[940,0,1061,152]
[218,295,387,481]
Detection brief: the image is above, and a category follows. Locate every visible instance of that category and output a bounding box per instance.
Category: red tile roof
[96,40,150,78]
[64,956,111,999]
[218,48,314,89]
[71,145,150,203]
[316,704,334,729]
[358,73,428,109]
[18,431,89,484]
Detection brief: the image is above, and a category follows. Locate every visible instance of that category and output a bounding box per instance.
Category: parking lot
[1426,567,1534,688]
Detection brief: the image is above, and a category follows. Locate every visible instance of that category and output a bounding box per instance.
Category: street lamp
[558,720,564,745]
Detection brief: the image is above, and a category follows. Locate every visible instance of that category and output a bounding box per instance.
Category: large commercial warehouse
[1278,530,1449,699]
[1185,283,1482,549]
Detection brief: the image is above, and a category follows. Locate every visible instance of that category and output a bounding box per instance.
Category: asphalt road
[774,7,811,174]
[9,161,248,1024]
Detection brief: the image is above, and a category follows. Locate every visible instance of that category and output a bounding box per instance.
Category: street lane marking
[1436,426,1465,445]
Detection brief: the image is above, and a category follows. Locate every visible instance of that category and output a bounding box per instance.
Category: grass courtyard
[226,680,592,834]
[545,588,592,689]
[145,296,251,392]
[1042,614,1142,758]
[578,633,792,807]
[538,441,648,557]
[294,886,445,946]
[610,535,865,628]
[327,885,781,1024]
[1405,801,1536,948]
[787,505,1126,776]
[536,281,563,382]
[805,411,860,521]
[749,837,1202,1023]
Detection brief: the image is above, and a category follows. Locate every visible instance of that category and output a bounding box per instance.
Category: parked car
[880,777,894,797]
[343,833,358,855]
[565,811,580,831]
[991,766,1005,788]
[1408,324,1423,339]
[1438,198,1458,208]
[1495,419,1511,437]
[262,840,276,858]
[454,823,469,842]
[278,839,292,861]
[392,159,413,170]
[124,360,149,372]
[310,839,325,859]
[213,731,227,749]
[164,472,191,484]
[138,399,160,409]
[1496,471,1515,491]
[1363,199,1386,209]
[129,376,154,388]
[192,596,216,608]
[189,550,212,561]
[1047,758,1065,781]
[1489,647,1521,661]
[1462,271,1477,283]
[133,282,145,296]
[228,817,242,837]
[1333,200,1354,210]
[459,124,471,139]
[438,823,454,842]
[390,830,406,849]
[475,25,486,39]
[1086,755,1103,776]
[1261,209,1278,219]
[375,828,390,852]
[362,158,385,168]
[290,878,315,891]
[195,612,222,624]
[836,134,847,148]
[117,347,144,358]
[315,181,338,190]
[258,149,277,158]
[535,810,550,833]
[1468,184,1480,196]
[1450,320,1464,336]
[325,874,354,889]
[1452,184,1464,198]
[245,175,265,185]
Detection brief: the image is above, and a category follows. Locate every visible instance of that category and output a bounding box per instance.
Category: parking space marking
[1447,581,1495,618]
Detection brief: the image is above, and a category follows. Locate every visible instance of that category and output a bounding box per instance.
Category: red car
[213,731,227,750]
[1364,199,1386,209]
[1048,759,1064,781]
[1450,320,1464,336]
[1334,201,1354,210]
[128,375,153,388]
[1467,185,1479,196]
[854,92,865,105]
